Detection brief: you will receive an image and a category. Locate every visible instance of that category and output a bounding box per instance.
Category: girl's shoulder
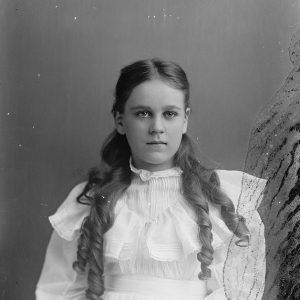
[215,169,267,209]
[49,181,90,241]
[207,170,267,247]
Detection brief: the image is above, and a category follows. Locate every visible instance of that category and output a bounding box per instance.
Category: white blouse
[35,164,266,300]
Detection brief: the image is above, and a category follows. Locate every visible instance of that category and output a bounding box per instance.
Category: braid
[73,217,92,273]
[175,134,250,279]
[73,131,132,299]
[85,204,105,299]
[180,159,214,279]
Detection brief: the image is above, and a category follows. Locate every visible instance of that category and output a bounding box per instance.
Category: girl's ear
[182,108,190,134]
[114,112,126,135]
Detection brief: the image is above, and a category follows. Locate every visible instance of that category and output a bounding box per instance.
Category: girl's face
[115,79,189,171]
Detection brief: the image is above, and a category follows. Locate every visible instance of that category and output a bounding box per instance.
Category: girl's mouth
[147,141,167,145]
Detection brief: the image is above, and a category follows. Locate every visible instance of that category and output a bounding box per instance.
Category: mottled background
[1,0,299,299]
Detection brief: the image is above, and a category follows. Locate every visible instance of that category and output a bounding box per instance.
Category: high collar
[129,157,183,182]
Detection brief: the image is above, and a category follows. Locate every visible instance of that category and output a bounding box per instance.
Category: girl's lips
[146,142,167,149]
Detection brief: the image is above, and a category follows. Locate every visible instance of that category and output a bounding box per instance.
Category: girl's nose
[149,116,164,134]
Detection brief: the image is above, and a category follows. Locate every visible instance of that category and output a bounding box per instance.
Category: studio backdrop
[1,0,299,299]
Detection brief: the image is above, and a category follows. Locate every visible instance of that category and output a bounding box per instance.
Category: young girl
[36,58,266,300]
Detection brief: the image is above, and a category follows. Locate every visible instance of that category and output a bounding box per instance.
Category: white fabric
[104,275,207,299]
[36,166,266,300]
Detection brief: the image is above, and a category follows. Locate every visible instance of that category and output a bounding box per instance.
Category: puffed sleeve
[204,170,267,300]
[35,182,90,300]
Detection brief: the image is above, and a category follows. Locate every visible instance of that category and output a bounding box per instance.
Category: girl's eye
[164,111,178,118]
[136,111,151,118]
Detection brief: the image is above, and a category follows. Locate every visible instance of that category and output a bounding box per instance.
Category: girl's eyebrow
[164,105,182,111]
[130,105,152,111]
[130,105,182,111]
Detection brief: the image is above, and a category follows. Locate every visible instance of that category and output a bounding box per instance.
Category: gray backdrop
[1,0,299,299]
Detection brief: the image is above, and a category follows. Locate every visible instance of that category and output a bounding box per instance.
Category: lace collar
[129,157,183,181]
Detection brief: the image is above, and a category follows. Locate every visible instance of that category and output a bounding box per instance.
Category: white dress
[35,164,266,300]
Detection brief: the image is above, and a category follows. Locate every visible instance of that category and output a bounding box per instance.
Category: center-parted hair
[73,58,250,300]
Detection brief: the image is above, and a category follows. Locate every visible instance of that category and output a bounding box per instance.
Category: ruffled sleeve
[204,170,267,300]
[36,182,90,300]
[49,182,90,241]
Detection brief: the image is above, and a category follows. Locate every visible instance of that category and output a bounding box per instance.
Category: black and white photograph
[1,0,300,299]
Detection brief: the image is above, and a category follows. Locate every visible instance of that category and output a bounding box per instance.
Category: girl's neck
[130,157,175,172]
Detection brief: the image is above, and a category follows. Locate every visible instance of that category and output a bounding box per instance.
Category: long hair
[73,58,249,299]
